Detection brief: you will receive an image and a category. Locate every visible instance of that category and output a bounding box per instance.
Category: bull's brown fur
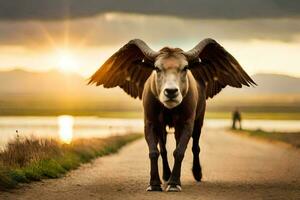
[143,57,206,191]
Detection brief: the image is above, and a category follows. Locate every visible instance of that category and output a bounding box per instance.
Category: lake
[0,116,299,148]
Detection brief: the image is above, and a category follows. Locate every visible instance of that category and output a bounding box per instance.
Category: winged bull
[89,38,256,192]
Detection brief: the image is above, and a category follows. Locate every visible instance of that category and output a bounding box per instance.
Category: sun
[56,49,79,72]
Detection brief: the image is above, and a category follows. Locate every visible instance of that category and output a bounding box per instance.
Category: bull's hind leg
[159,128,171,182]
[192,117,204,182]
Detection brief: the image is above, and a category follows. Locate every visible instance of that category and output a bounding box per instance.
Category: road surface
[1,128,300,200]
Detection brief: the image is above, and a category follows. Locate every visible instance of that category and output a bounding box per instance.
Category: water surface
[0,116,299,148]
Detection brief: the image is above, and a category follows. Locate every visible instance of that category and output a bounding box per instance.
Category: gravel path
[1,127,300,200]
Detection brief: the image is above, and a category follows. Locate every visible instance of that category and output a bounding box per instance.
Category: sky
[0,1,300,77]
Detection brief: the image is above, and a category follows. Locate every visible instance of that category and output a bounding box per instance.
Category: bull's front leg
[145,121,162,191]
[167,122,193,192]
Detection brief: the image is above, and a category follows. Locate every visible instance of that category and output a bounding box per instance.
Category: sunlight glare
[58,115,74,144]
[56,49,79,72]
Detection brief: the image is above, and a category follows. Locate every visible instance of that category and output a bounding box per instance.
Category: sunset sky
[0,1,300,77]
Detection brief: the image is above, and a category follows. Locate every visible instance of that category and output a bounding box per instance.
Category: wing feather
[189,39,256,99]
[88,42,154,99]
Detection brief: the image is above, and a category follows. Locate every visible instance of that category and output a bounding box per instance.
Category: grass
[232,128,300,148]
[0,134,142,191]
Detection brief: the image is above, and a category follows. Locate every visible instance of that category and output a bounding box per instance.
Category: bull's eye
[154,67,161,73]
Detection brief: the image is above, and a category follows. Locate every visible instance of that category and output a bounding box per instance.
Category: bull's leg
[159,129,171,182]
[192,117,204,182]
[145,121,162,191]
[167,123,193,192]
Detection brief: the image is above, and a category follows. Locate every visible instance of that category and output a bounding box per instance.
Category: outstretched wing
[188,39,256,99]
[88,42,155,99]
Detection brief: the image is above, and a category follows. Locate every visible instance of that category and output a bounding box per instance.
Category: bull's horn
[183,38,216,61]
[128,39,159,61]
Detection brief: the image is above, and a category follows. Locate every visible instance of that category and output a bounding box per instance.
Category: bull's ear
[154,66,161,72]
[135,57,156,69]
[183,65,189,71]
[187,58,202,69]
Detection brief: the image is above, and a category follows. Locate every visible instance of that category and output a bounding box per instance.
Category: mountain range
[1,69,300,95]
[0,69,299,114]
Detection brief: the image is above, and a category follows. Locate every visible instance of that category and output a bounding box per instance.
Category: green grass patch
[232,128,300,148]
[0,134,142,190]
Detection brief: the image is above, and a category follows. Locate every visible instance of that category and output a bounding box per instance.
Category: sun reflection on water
[58,115,74,144]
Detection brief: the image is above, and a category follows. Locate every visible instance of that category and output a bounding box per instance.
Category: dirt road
[1,128,300,200]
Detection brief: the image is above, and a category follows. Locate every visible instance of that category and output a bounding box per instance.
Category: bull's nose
[164,88,179,99]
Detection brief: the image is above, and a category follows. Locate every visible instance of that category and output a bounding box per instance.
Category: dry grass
[0,134,142,190]
[0,137,61,168]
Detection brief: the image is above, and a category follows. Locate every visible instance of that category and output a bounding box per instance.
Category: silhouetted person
[232,108,242,130]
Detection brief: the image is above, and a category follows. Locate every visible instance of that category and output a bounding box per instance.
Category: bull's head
[152,48,189,109]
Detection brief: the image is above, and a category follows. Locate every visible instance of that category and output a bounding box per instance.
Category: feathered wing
[188,39,256,99]
[88,41,154,99]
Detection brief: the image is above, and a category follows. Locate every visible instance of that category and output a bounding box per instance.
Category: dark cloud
[0,0,300,21]
[0,14,299,48]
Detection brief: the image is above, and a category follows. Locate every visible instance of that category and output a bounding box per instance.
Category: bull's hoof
[166,185,182,192]
[162,173,171,182]
[146,185,162,192]
[192,166,202,182]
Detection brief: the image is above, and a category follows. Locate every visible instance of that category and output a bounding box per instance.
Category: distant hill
[1,70,300,96]
[0,69,141,114]
[221,73,300,95]
[0,68,139,99]
[0,69,299,114]
[0,69,116,96]
[209,73,300,112]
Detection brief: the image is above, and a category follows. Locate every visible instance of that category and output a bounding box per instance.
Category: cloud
[0,0,300,21]
[0,13,299,49]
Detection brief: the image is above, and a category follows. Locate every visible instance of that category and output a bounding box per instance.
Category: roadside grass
[232,128,300,148]
[0,134,142,191]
